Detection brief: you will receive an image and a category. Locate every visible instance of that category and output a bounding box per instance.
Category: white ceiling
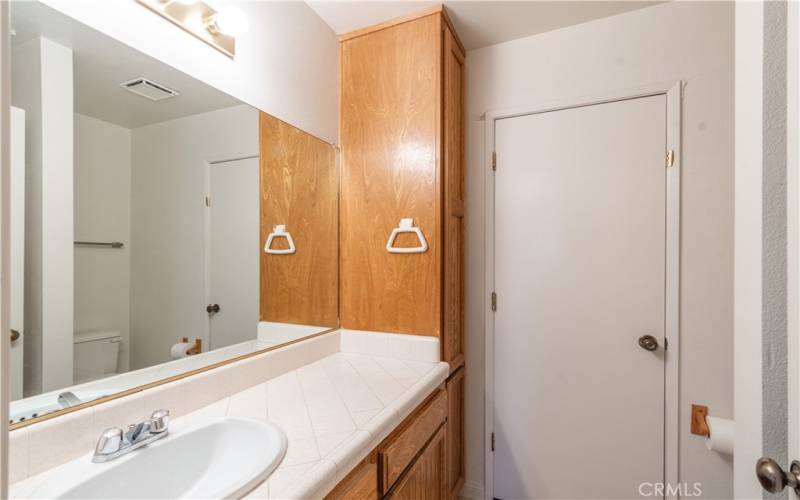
[306,1,664,51]
[10,1,243,129]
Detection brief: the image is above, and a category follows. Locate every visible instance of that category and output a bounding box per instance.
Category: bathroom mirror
[8,1,338,427]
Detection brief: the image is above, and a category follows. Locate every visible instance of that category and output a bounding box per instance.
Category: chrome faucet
[92,409,170,463]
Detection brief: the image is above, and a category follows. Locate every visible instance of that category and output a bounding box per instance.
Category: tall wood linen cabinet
[339,6,465,499]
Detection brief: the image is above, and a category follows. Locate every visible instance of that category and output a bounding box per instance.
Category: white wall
[39,0,338,144]
[464,2,734,497]
[74,113,131,374]
[129,104,257,370]
[11,36,74,395]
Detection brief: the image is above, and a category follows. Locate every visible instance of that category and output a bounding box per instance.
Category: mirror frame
[9,327,337,431]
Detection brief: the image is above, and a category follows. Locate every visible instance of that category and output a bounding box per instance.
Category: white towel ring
[264,225,296,255]
[386,218,428,254]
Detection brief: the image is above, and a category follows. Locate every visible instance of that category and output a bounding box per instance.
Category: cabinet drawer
[379,389,448,493]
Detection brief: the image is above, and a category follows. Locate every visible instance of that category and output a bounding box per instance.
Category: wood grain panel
[386,425,447,500]
[260,112,338,327]
[442,23,465,367]
[325,454,378,500]
[339,14,442,336]
[445,367,465,499]
[379,388,447,493]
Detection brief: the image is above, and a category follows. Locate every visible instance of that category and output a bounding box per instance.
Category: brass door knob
[10,329,20,343]
[638,335,658,351]
[756,457,800,494]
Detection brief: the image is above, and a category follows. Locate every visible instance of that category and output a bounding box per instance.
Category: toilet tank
[74,330,121,383]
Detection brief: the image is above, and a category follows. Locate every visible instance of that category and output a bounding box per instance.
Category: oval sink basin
[23,417,287,499]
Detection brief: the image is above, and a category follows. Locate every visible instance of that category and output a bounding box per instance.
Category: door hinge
[205,196,211,207]
[491,292,497,312]
[492,152,497,171]
[491,432,495,452]
[665,150,675,168]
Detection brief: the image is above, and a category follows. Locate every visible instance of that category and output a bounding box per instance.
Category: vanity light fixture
[136,0,248,58]
[205,7,250,38]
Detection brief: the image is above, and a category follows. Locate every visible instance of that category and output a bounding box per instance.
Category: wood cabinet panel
[380,388,447,494]
[386,425,447,500]
[326,455,378,500]
[445,367,465,499]
[442,24,465,368]
[260,113,338,327]
[339,13,442,336]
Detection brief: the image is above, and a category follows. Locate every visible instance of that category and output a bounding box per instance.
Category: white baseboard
[459,480,485,500]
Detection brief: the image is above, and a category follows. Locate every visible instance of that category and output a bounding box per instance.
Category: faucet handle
[149,409,170,434]
[95,427,123,455]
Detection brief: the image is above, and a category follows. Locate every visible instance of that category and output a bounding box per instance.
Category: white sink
[22,417,287,499]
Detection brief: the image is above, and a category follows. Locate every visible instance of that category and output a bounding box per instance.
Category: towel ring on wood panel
[386,218,428,254]
[264,225,296,255]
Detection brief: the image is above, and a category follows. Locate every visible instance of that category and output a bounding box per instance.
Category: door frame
[483,80,683,500]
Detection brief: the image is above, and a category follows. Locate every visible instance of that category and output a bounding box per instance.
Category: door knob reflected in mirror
[206,304,220,314]
[638,335,658,351]
[756,457,800,494]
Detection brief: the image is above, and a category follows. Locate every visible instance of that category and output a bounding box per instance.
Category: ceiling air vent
[120,77,180,101]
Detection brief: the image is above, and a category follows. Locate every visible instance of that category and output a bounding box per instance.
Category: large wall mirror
[8,1,338,427]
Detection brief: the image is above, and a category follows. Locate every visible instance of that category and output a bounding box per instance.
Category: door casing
[482,80,683,500]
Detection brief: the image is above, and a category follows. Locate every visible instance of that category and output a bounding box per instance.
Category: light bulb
[209,6,249,37]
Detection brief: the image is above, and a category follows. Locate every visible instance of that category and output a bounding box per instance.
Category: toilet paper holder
[182,337,202,356]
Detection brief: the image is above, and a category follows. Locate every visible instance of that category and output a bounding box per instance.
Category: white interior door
[207,157,260,350]
[10,106,25,400]
[492,95,668,499]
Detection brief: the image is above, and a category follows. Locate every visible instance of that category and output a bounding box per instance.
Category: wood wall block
[260,112,338,327]
[442,25,466,367]
[339,14,442,336]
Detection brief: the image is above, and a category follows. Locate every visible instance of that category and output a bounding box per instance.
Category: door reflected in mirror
[8,1,338,426]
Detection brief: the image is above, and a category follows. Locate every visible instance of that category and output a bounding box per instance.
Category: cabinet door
[339,14,442,336]
[445,367,465,499]
[387,425,446,500]
[442,22,465,368]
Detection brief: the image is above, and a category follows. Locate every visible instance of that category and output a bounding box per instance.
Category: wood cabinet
[325,455,378,500]
[337,7,466,500]
[339,6,466,368]
[442,18,466,370]
[327,385,455,500]
[379,389,448,494]
[445,367,465,499]
[386,425,447,500]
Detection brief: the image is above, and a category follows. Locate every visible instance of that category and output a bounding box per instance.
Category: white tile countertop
[10,331,449,500]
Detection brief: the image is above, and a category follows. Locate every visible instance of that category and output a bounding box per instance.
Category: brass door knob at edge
[756,457,800,494]
[10,329,20,342]
[638,334,659,351]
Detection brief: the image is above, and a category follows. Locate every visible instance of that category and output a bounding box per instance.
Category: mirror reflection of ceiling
[10,1,241,129]
[307,0,666,50]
